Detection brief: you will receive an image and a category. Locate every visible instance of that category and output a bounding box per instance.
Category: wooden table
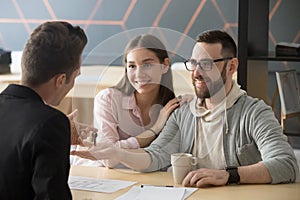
[70,165,300,200]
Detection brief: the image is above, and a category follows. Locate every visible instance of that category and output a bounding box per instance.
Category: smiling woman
[126,48,169,98]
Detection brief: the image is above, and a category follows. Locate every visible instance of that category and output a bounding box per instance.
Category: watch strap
[226,166,240,184]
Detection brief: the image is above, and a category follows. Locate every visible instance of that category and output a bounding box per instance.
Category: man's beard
[193,65,227,99]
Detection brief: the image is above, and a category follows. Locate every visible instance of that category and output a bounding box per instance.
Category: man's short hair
[197,30,237,58]
[21,21,88,86]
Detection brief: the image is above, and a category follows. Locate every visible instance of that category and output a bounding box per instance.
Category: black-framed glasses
[184,57,233,71]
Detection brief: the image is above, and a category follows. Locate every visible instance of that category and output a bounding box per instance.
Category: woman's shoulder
[95,87,124,100]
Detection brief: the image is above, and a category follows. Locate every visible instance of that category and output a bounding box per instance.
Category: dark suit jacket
[0,84,72,199]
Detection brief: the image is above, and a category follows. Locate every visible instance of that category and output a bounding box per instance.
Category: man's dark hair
[197,30,237,57]
[21,21,88,86]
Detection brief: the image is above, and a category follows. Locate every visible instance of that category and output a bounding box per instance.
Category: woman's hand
[152,94,194,133]
[136,94,195,147]
[178,94,194,106]
[151,97,180,133]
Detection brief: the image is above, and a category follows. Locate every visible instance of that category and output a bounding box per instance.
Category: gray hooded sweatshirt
[143,86,299,184]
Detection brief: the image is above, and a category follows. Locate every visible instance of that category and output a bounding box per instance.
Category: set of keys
[91,132,98,146]
[80,130,98,146]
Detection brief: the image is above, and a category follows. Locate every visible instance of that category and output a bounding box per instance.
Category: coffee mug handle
[191,156,197,166]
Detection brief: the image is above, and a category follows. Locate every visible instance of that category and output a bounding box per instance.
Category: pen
[140,184,174,188]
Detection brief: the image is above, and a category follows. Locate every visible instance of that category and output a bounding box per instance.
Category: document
[68,176,136,193]
[115,185,198,200]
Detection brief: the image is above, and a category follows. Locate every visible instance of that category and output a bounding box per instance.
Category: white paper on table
[68,176,136,193]
[115,185,198,200]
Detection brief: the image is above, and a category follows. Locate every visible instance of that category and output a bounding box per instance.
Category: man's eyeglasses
[184,57,233,71]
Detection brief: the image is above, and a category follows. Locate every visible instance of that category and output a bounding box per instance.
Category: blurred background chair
[275,70,300,149]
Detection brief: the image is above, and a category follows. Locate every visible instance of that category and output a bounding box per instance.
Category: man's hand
[68,109,98,145]
[182,168,229,188]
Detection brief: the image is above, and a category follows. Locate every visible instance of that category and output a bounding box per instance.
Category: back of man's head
[21,21,88,86]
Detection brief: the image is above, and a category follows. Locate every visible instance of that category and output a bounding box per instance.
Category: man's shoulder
[29,106,70,142]
[31,107,69,133]
[232,94,272,115]
[237,94,269,108]
[173,101,194,118]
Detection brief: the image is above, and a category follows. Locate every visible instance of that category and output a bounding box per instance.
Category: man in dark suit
[0,21,87,199]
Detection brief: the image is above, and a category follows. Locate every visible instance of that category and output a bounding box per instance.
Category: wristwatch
[226,166,240,184]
